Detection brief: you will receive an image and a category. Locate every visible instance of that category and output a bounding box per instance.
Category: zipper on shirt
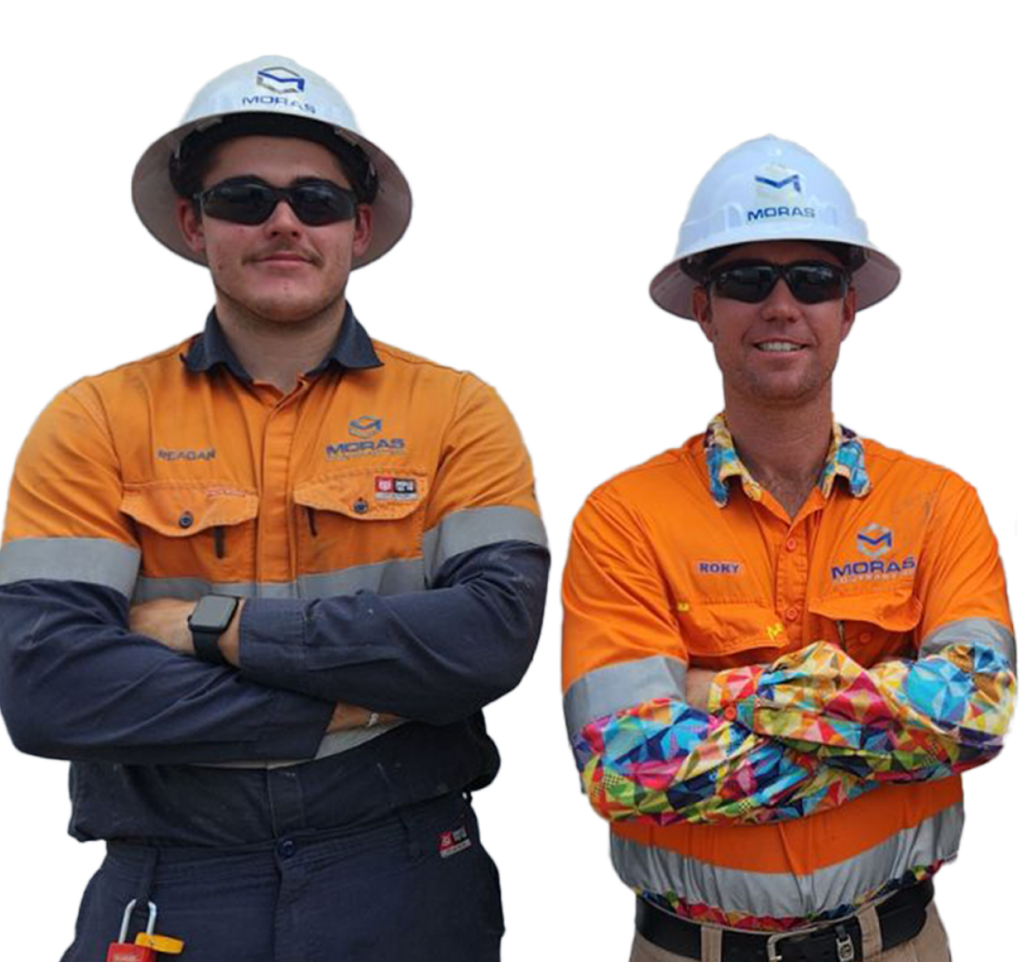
[307,507,319,538]
[213,526,226,559]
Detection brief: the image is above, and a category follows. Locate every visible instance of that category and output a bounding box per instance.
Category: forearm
[572,691,875,825]
[239,542,549,725]
[0,580,335,764]
[711,639,1016,780]
[572,663,874,826]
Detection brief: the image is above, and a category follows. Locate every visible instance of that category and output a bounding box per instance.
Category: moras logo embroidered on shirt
[831,523,916,584]
[325,416,406,460]
[856,523,892,558]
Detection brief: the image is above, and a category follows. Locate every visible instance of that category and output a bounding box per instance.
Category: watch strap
[192,626,229,666]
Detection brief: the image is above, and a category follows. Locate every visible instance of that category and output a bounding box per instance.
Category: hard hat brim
[650,236,901,319]
[131,114,412,270]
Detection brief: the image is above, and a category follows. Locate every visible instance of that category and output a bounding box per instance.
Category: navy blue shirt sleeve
[238,540,549,726]
[0,579,335,764]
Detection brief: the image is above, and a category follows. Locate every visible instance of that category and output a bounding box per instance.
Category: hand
[684,668,717,712]
[129,598,196,656]
[326,703,402,734]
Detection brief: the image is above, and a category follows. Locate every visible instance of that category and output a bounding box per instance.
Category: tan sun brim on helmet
[131,116,412,270]
[650,242,901,320]
[129,55,415,272]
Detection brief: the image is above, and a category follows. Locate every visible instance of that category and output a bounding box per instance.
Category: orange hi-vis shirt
[0,308,548,844]
[562,415,1015,931]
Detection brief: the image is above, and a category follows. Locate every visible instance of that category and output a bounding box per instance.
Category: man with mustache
[0,55,547,961]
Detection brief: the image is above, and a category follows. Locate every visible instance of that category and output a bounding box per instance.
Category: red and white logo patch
[374,476,419,501]
[438,825,472,858]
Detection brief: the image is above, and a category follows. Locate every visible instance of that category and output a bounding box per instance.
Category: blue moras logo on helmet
[256,66,306,94]
[755,173,802,193]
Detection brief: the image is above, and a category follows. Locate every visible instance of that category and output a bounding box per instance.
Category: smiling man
[0,56,547,961]
[562,136,1015,961]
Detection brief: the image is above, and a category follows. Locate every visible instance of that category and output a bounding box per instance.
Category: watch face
[190,595,239,632]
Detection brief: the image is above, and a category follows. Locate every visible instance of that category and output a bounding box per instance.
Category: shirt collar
[182,302,383,381]
[703,412,871,508]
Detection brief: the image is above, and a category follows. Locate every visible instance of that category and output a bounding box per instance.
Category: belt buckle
[765,923,857,962]
[765,931,800,962]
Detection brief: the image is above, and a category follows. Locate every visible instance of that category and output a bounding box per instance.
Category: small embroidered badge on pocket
[438,825,472,858]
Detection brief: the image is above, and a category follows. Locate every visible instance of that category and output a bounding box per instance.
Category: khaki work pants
[629,903,951,962]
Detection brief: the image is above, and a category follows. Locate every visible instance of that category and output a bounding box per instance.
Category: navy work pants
[61,793,503,962]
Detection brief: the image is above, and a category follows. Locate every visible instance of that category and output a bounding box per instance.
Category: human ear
[175,197,206,255]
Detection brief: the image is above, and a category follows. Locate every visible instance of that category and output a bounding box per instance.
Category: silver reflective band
[921,617,1016,671]
[611,802,963,919]
[563,655,688,737]
[133,556,426,602]
[1,509,544,603]
[0,537,141,597]
[422,506,547,583]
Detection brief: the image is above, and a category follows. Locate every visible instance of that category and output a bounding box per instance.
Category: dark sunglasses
[195,177,360,226]
[704,260,850,305]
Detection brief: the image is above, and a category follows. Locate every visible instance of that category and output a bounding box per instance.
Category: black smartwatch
[188,595,240,666]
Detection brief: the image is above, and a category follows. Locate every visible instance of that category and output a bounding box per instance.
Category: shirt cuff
[708,664,763,728]
[238,598,308,686]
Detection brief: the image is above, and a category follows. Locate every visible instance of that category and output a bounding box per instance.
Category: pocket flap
[809,587,922,632]
[294,471,428,521]
[679,600,792,659]
[121,482,259,537]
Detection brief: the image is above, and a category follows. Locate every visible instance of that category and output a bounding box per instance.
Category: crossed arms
[562,484,1016,826]
[0,383,548,766]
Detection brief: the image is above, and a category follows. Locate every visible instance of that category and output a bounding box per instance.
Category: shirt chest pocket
[120,482,259,587]
[678,600,792,668]
[293,471,430,592]
[808,588,923,664]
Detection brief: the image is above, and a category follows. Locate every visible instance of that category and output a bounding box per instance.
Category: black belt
[636,879,933,962]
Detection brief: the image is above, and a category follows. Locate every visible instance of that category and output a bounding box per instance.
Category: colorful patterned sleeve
[565,488,878,826]
[711,478,1016,784]
[708,639,1016,783]
[572,695,878,825]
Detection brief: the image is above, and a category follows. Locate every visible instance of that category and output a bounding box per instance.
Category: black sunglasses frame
[703,260,851,305]
[195,177,361,227]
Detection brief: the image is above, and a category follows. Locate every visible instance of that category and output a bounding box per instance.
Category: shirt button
[785,606,799,622]
[178,511,194,529]
[353,499,369,515]
[277,839,297,859]
[860,632,872,644]
[785,538,798,552]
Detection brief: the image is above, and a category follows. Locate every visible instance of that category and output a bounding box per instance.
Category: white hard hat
[132,55,411,269]
[650,135,899,319]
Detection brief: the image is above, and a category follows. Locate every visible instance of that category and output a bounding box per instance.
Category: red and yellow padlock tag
[105,899,185,960]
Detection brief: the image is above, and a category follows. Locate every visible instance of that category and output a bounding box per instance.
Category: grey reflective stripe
[0,537,140,597]
[564,656,687,737]
[611,802,963,919]
[921,618,1017,670]
[201,719,408,770]
[133,557,426,603]
[422,506,547,582]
